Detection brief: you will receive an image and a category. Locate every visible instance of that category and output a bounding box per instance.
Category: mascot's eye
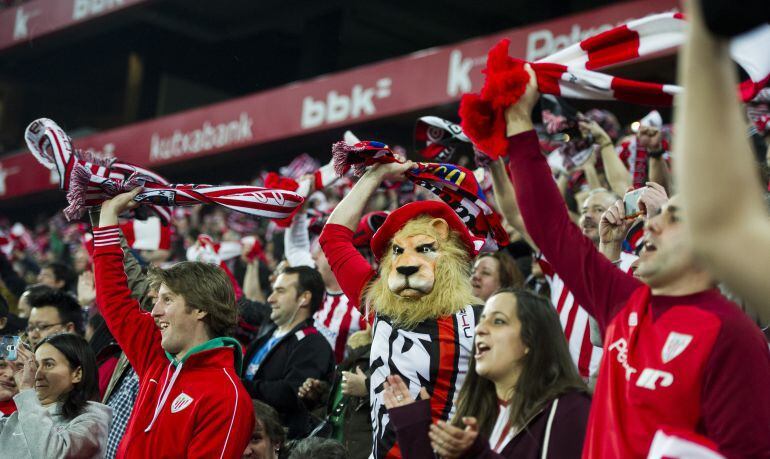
[418,245,435,254]
[393,246,404,255]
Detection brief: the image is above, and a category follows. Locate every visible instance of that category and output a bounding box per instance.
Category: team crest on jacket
[171,393,193,413]
[661,332,693,364]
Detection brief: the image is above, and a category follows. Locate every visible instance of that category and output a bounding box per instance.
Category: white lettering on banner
[635,368,674,390]
[14,7,40,40]
[73,0,124,21]
[525,10,677,61]
[446,50,485,97]
[300,78,392,129]
[0,164,20,196]
[84,143,116,160]
[149,112,254,161]
[608,337,637,380]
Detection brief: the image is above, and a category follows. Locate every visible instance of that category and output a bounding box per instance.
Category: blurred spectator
[0,358,17,417]
[27,288,83,348]
[470,251,523,302]
[242,266,335,439]
[288,437,348,459]
[85,313,121,400]
[299,328,373,458]
[243,399,286,459]
[37,261,76,293]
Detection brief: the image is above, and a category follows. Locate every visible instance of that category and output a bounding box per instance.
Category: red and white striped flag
[120,217,171,251]
[25,118,304,222]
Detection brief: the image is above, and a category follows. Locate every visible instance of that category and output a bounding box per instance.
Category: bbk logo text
[301,78,392,129]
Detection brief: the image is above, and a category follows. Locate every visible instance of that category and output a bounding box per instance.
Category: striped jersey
[488,401,515,453]
[538,252,636,379]
[314,291,368,363]
[369,306,480,459]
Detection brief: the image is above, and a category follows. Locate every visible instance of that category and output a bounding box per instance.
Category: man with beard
[494,64,770,457]
[320,161,482,459]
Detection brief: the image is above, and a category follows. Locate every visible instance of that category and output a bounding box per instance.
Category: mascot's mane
[364,216,480,329]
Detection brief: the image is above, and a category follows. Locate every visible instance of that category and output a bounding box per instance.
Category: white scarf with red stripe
[460,13,770,159]
[531,12,770,105]
[24,118,304,222]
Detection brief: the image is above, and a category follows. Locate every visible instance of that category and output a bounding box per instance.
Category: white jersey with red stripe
[369,305,480,459]
[538,253,636,379]
[488,401,515,453]
[313,291,368,363]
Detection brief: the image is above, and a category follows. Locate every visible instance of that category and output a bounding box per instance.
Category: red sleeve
[699,310,770,458]
[506,131,641,332]
[388,400,439,459]
[319,223,376,305]
[92,226,165,377]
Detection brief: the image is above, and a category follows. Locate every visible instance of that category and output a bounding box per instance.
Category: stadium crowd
[1,2,770,458]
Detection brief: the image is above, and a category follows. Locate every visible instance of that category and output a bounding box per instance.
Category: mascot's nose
[396,266,419,277]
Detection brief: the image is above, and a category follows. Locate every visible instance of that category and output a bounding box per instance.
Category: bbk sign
[73,0,125,21]
[300,78,392,129]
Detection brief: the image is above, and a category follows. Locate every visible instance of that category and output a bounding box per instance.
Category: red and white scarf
[461,13,770,159]
[531,12,770,105]
[25,118,304,222]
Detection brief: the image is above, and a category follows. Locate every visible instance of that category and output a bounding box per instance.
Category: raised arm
[488,158,537,250]
[503,66,640,329]
[93,189,166,376]
[580,119,632,195]
[320,162,412,304]
[675,1,770,320]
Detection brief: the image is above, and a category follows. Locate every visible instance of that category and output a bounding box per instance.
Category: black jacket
[242,317,335,438]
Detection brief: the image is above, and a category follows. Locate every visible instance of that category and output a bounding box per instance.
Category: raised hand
[98,187,142,227]
[341,366,368,397]
[383,374,429,409]
[638,182,668,219]
[600,200,632,245]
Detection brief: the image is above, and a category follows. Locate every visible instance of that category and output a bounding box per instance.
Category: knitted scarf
[25,118,303,222]
[332,140,509,248]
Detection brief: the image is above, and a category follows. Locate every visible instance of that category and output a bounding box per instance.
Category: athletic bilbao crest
[661,332,693,364]
[171,393,193,413]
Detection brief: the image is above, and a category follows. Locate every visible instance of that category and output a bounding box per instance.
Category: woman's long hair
[452,288,586,438]
[37,333,99,420]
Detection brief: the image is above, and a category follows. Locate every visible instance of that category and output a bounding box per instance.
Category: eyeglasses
[25,323,63,334]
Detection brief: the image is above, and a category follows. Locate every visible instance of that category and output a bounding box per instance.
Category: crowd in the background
[1,3,770,458]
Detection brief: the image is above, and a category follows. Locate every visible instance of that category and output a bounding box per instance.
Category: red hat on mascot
[370,200,479,261]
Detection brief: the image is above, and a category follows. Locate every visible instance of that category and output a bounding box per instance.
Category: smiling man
[495,66,770,458]
[241,265,334,439]
[90,189,253,459]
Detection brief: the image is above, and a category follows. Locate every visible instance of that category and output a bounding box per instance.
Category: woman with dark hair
[0,333,112,458]
[471,252,524,302]
[243,399,286,459]
[385,288,590,458]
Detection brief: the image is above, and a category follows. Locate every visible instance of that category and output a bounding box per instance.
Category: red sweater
[93,225,254,459]
[506,130,770,458]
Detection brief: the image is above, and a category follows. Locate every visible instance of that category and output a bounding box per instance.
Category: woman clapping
[385,288,590,459]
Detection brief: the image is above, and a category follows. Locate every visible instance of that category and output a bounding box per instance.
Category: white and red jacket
[507,130,770,458]
[93,225,254,459]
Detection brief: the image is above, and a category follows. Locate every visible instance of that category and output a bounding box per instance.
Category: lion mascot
[320,164,482,459]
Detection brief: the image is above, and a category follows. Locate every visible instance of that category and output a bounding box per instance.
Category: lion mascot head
[364,201,481,329]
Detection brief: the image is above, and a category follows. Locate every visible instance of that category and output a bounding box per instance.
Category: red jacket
[506,131,770,459]
[93,225,254,459]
